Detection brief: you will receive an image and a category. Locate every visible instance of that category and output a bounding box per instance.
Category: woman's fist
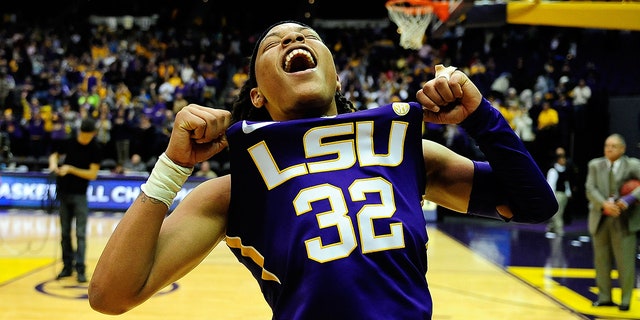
[165,105,232,167]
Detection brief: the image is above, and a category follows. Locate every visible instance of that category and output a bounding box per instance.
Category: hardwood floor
[0,209,632,319]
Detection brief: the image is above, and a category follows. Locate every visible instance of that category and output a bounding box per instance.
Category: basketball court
[1,209,592,320]
[2,1,640,319]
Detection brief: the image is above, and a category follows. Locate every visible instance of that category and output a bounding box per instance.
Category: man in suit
[586,133,640,311]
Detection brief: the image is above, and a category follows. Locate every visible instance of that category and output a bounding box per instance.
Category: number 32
[293,177,405,263]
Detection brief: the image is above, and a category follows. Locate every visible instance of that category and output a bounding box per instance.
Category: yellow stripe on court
[0,257,55,284]
[511,266,640,319]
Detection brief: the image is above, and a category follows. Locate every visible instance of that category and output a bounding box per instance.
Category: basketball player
[89,21,557,319]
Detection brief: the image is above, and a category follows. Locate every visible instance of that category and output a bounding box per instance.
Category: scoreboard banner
[0,172,207,212]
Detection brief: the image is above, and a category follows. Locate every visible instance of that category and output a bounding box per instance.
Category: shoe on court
[77,273,87,283]
[56,268,73,279]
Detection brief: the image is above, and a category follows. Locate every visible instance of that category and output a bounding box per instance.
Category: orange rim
[385,0,450,22]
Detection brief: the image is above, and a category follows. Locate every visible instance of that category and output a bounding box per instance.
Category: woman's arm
[89,104,233,315]
[88,176,230,315]
[422,139,474,213]
[418,65,558,223]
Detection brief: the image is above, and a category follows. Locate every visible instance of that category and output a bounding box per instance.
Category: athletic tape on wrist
[140,153,193,207]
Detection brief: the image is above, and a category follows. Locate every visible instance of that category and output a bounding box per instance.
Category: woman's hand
[417,65,482,125]
[165,105,232,167]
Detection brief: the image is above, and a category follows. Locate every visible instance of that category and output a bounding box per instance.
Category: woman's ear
[336,74,342,92]
[250,88,264,108]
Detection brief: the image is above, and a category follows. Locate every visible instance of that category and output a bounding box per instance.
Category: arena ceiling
[3,1,639,36]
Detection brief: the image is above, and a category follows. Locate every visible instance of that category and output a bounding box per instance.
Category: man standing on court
[545,149,573,236]
[586,133,640,311]
[48,118,101,283]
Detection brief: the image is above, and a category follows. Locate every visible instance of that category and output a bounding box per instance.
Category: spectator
[194,160,218,179]
[535,100,560,170]
[111,106,134,165]
[123,153,147,173]
[569,77,591,133]
[545,150,573,236]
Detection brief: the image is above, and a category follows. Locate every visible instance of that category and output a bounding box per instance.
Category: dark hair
[80,118,96,132]
[230,20,354,123]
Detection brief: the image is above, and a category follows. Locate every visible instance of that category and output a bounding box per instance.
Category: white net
[387,3,434,50]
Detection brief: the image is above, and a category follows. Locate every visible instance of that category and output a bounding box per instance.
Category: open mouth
[283,48,317,73]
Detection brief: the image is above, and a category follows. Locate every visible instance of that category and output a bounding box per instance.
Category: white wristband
[140,153,193,207]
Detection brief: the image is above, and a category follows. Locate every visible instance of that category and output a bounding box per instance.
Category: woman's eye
[264,41,279,50]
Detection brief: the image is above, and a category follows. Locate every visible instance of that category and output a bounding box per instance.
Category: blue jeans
[58,194,88,274]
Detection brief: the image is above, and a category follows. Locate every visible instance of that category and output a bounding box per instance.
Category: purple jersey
[225,102,431,319]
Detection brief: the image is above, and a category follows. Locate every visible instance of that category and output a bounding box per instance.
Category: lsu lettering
[225,102,432,319]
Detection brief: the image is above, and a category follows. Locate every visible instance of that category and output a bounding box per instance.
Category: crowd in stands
[0,10,636,180]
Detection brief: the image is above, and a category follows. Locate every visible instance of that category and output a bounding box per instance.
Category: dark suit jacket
[585,155,640,234]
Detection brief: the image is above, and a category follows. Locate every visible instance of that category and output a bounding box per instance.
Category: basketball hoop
[386,0,449,50]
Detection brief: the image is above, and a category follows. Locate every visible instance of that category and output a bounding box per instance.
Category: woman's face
[251,22,340,121]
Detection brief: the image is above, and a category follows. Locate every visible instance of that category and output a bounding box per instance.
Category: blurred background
[0,0,639,219]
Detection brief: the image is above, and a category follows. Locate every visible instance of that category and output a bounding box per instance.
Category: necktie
[609,163,616,197]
